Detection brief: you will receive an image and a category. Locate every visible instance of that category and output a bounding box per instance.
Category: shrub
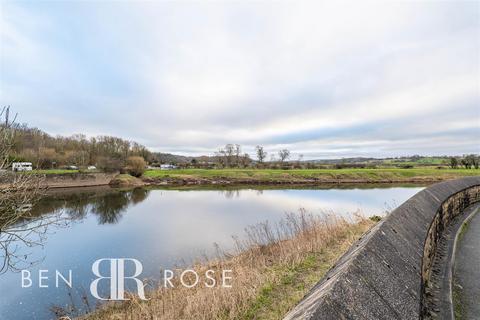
[125,156,146,177]
[97,157,123,173]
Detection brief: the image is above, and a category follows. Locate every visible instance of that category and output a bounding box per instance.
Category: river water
[0,184,424,319]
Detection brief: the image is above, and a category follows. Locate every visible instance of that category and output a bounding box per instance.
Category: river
[0,184,424,319]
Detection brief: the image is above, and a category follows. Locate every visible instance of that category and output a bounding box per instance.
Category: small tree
[466,154,478,169]
[449,157,458,169]
[97,156,123,173]
[126,156,146,177]
[240,153,251,168]
[190,158,198,167]
[461,158,470,169]
[278,149,290,163]
[255,145,267,163]
[234,144,241,167]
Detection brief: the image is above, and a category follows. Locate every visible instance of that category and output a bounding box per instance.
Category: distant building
[12,162,33,172]
[160,164,177,170]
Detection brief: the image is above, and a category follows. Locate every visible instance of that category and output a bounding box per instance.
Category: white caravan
[12,162,33,172]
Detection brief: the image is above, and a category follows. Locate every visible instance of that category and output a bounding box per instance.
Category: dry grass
[81,211,374,320]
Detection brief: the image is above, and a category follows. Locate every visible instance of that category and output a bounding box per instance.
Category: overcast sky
[1,1,479,159]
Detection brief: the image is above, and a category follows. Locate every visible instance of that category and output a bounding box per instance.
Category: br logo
[90,258,149,301]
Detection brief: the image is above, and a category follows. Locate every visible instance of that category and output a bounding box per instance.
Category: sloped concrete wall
[284,176,480,320]
[42,172,116,188]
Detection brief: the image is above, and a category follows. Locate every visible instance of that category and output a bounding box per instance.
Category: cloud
[0,1,478,158]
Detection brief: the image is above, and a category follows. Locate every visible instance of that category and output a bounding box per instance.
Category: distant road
[454,204,480,319]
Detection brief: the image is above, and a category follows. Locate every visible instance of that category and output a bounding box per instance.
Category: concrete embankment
[283,176,480,320]
[0,172,117,189]
[41,172,117,188]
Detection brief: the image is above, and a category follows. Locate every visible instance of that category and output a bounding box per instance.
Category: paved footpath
[453,204,480,320]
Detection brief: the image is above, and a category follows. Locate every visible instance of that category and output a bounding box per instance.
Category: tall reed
[80,210,373,320]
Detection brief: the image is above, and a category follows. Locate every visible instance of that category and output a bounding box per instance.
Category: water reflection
[0,209,69,275]
[32,188,151,225]
[0,188,150,276]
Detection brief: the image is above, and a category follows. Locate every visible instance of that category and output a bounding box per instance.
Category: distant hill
[153,152,218,164]
[309,156,453,165]
[309,157,379,164]
[152,153,463,166]
[153,153,191,164]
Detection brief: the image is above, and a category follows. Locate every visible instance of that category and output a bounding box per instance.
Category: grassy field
[143,168,480,183]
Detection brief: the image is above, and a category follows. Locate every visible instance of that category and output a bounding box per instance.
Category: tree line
[449,155,479,169]
[9,123,153,171]
[210,144,298,168]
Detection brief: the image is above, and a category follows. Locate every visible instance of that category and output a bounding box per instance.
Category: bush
[125,156,146,177]
[369,215,382,222]
[97,157,123,173]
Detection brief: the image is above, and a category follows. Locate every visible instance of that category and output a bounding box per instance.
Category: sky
[0,0,479,159]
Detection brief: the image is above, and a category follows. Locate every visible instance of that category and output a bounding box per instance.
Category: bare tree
[215,148,226,168]
[0,106,64,274]
[234,144,241,167]
[224,144,235,167]
[278,149,290,163]
[240,153,251,168]
[255,145,267,163]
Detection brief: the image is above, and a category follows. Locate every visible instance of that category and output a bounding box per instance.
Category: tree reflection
[90,192,130,224]
[219,189,241,199]
[0,187,150,274]
[131,188,150,204]
[0,210,69,274]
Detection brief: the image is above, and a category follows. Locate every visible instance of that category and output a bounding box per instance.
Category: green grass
[143,168,479,183]
[453,280,466,320]
[239,254,323,320]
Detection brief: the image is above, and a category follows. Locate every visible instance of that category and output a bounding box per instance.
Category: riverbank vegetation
[81,212,375,320]
[143,168,479,184]
[17,167,478,189]
[0,107,49,274]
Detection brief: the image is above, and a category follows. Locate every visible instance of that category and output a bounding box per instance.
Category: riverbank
[2,168,478,189]
[142,168,479,186]
[0,172,117,189]
[80,213,375,320]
